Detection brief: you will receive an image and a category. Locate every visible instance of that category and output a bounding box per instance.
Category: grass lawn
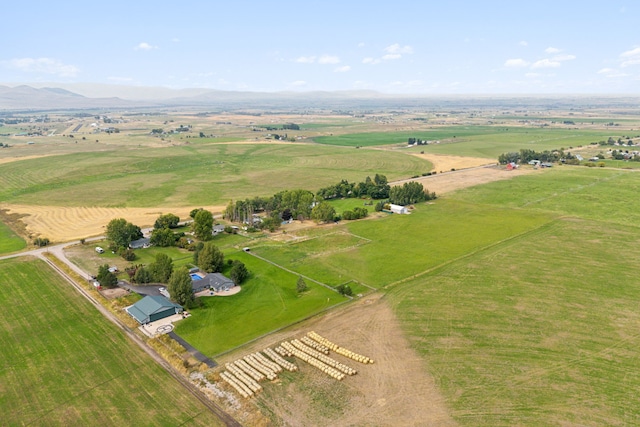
[0,257,225,426]
[253,200,553,288]
[174,251,347,356]
[389,218,640,425]
[0,219,26,254]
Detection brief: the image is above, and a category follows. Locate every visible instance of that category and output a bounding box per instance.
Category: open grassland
[315,126,618,157]
[389,218,640,425]
[253,201,553,288]
[452,166,640,226]
[0,257,225,426]
[0,143,430,207]
[174,251,347,356]
[0,219,26,253]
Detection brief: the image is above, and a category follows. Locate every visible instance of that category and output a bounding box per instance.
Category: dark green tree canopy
[154,213,180,229]
[311,201,336,224]
[97,264,117,288]
[230,260,249,285]
[197,242,224,273]
[105,218,142,250]
[150,227,177,247]
[193,209,213,240]
[147,253,174,283]
[168,267,194,307]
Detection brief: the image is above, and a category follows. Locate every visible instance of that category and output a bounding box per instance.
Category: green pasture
[0,219,26,254]
[253,201,553,288]
[0,257,224,426]
[452,167,640,226]
[327,197,376,213]
[314,126,618,158]
[174,251,346,356]
[0,143,430,207]
[389,218,640,425]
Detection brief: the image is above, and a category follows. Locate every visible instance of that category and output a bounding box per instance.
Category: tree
[311,201,336,224]
[154,213,180,229]
[97,264,117,288]
[230,260,249,285]
[168,267,194,307]
[296,276,308,293]
[197,242,224,273]
[147,253,173,283]
[150,227,177,247]
[336,283,353,296]
[118,247,136,261]
[193,209,213,240]
[133,266,152,284]
[105,218,142,250]
[189,208,203,219]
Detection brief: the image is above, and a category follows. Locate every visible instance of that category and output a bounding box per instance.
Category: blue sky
[2,1,639,94]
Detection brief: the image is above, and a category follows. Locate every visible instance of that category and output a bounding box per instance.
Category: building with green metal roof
[125,295,183,324]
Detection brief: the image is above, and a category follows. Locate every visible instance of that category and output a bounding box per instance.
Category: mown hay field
[0,219,25,254]
[0,257,225,426]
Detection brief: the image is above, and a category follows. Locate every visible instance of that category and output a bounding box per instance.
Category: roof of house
[126,295,182,323]
[129,237,151,248]
[194,272,235,292]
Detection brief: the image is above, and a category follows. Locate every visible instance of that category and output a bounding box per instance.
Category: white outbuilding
[389,204,409,214]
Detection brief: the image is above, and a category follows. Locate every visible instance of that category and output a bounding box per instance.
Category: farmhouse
[192,272,235,293]
[129,237,151,249]
[125,295,183,324]
[213,224,225,234]
[389,204,409,214]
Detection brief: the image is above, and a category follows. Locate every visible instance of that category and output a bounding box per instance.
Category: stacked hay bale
[281,341,345,380]
[220,371,252,398]
[234,359,264,382]
[263,347,297,372]
[244,354,277,380]
[291,339,356,376]
[225,363,262,393]
[275,345,292,357]
[307,331,374,364]
[300,336,329,354]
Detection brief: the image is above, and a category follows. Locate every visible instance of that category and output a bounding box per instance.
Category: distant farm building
[125,295,183,324]
[389,204,409,215]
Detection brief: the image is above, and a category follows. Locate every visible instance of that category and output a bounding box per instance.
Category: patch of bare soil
[220,294,456,426]
[0,204,225,241]
[409,152,496,172]
[394,165,536,196]
[100,287,129,299]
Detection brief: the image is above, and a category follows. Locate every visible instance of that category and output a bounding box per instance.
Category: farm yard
[3,107,640,425]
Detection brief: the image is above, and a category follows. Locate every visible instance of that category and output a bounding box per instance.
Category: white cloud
[357,42,365,48]
[4,57,79,77]
[107,76,133,82]
[334,65,351,73]
[295,56,316,63]
[135,42,158,51]
[384,44,414,55]
[504,58,529,68]
[318,55,340,64]
[382,53,402,61]
[597,68,629,78]
[545,47,561,54]
[519,41,528,46]
[597,68,615,74]
[362,57,381,65]
[532,59,561,69]
[620,47,640,67]
[290,80,307,86]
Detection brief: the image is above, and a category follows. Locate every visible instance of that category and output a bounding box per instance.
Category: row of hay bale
[220,371,253,398]
[275,345,292,357]
[281,341,345,380]
[290,339,357,376]
[264,347,297,372]
[307,331,374,364]
[300,335,329,354]
[244,353,277,380]
[225,362,262,393]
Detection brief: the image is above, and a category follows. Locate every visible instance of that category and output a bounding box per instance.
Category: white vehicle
[95,246,104,254]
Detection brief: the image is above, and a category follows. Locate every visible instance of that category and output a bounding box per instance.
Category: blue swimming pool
[190,273,202,281]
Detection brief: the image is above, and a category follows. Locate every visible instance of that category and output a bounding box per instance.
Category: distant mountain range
[1,83,639,112]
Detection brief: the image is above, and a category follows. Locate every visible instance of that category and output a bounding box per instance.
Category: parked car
[95,246,104,254]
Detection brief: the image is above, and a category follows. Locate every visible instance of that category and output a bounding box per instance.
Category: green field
[0,143,430,207]
[0,257,225,426]
[315,126,618,158]
[174,251,346,356]
[390,218,640,425]
[0,219,26,254]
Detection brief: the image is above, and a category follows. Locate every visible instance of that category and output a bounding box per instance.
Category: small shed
[126,295,183,324]
[389,204,409,215]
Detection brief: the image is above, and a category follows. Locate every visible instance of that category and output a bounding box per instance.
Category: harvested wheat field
[409,152,495,172]
[0,204,225,242]
[219,293,456,427]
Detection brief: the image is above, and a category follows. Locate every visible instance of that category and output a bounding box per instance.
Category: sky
[1,0,640,94]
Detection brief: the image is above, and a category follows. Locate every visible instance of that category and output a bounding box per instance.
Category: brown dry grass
[0,204,225,241]
[217,294,456,427]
